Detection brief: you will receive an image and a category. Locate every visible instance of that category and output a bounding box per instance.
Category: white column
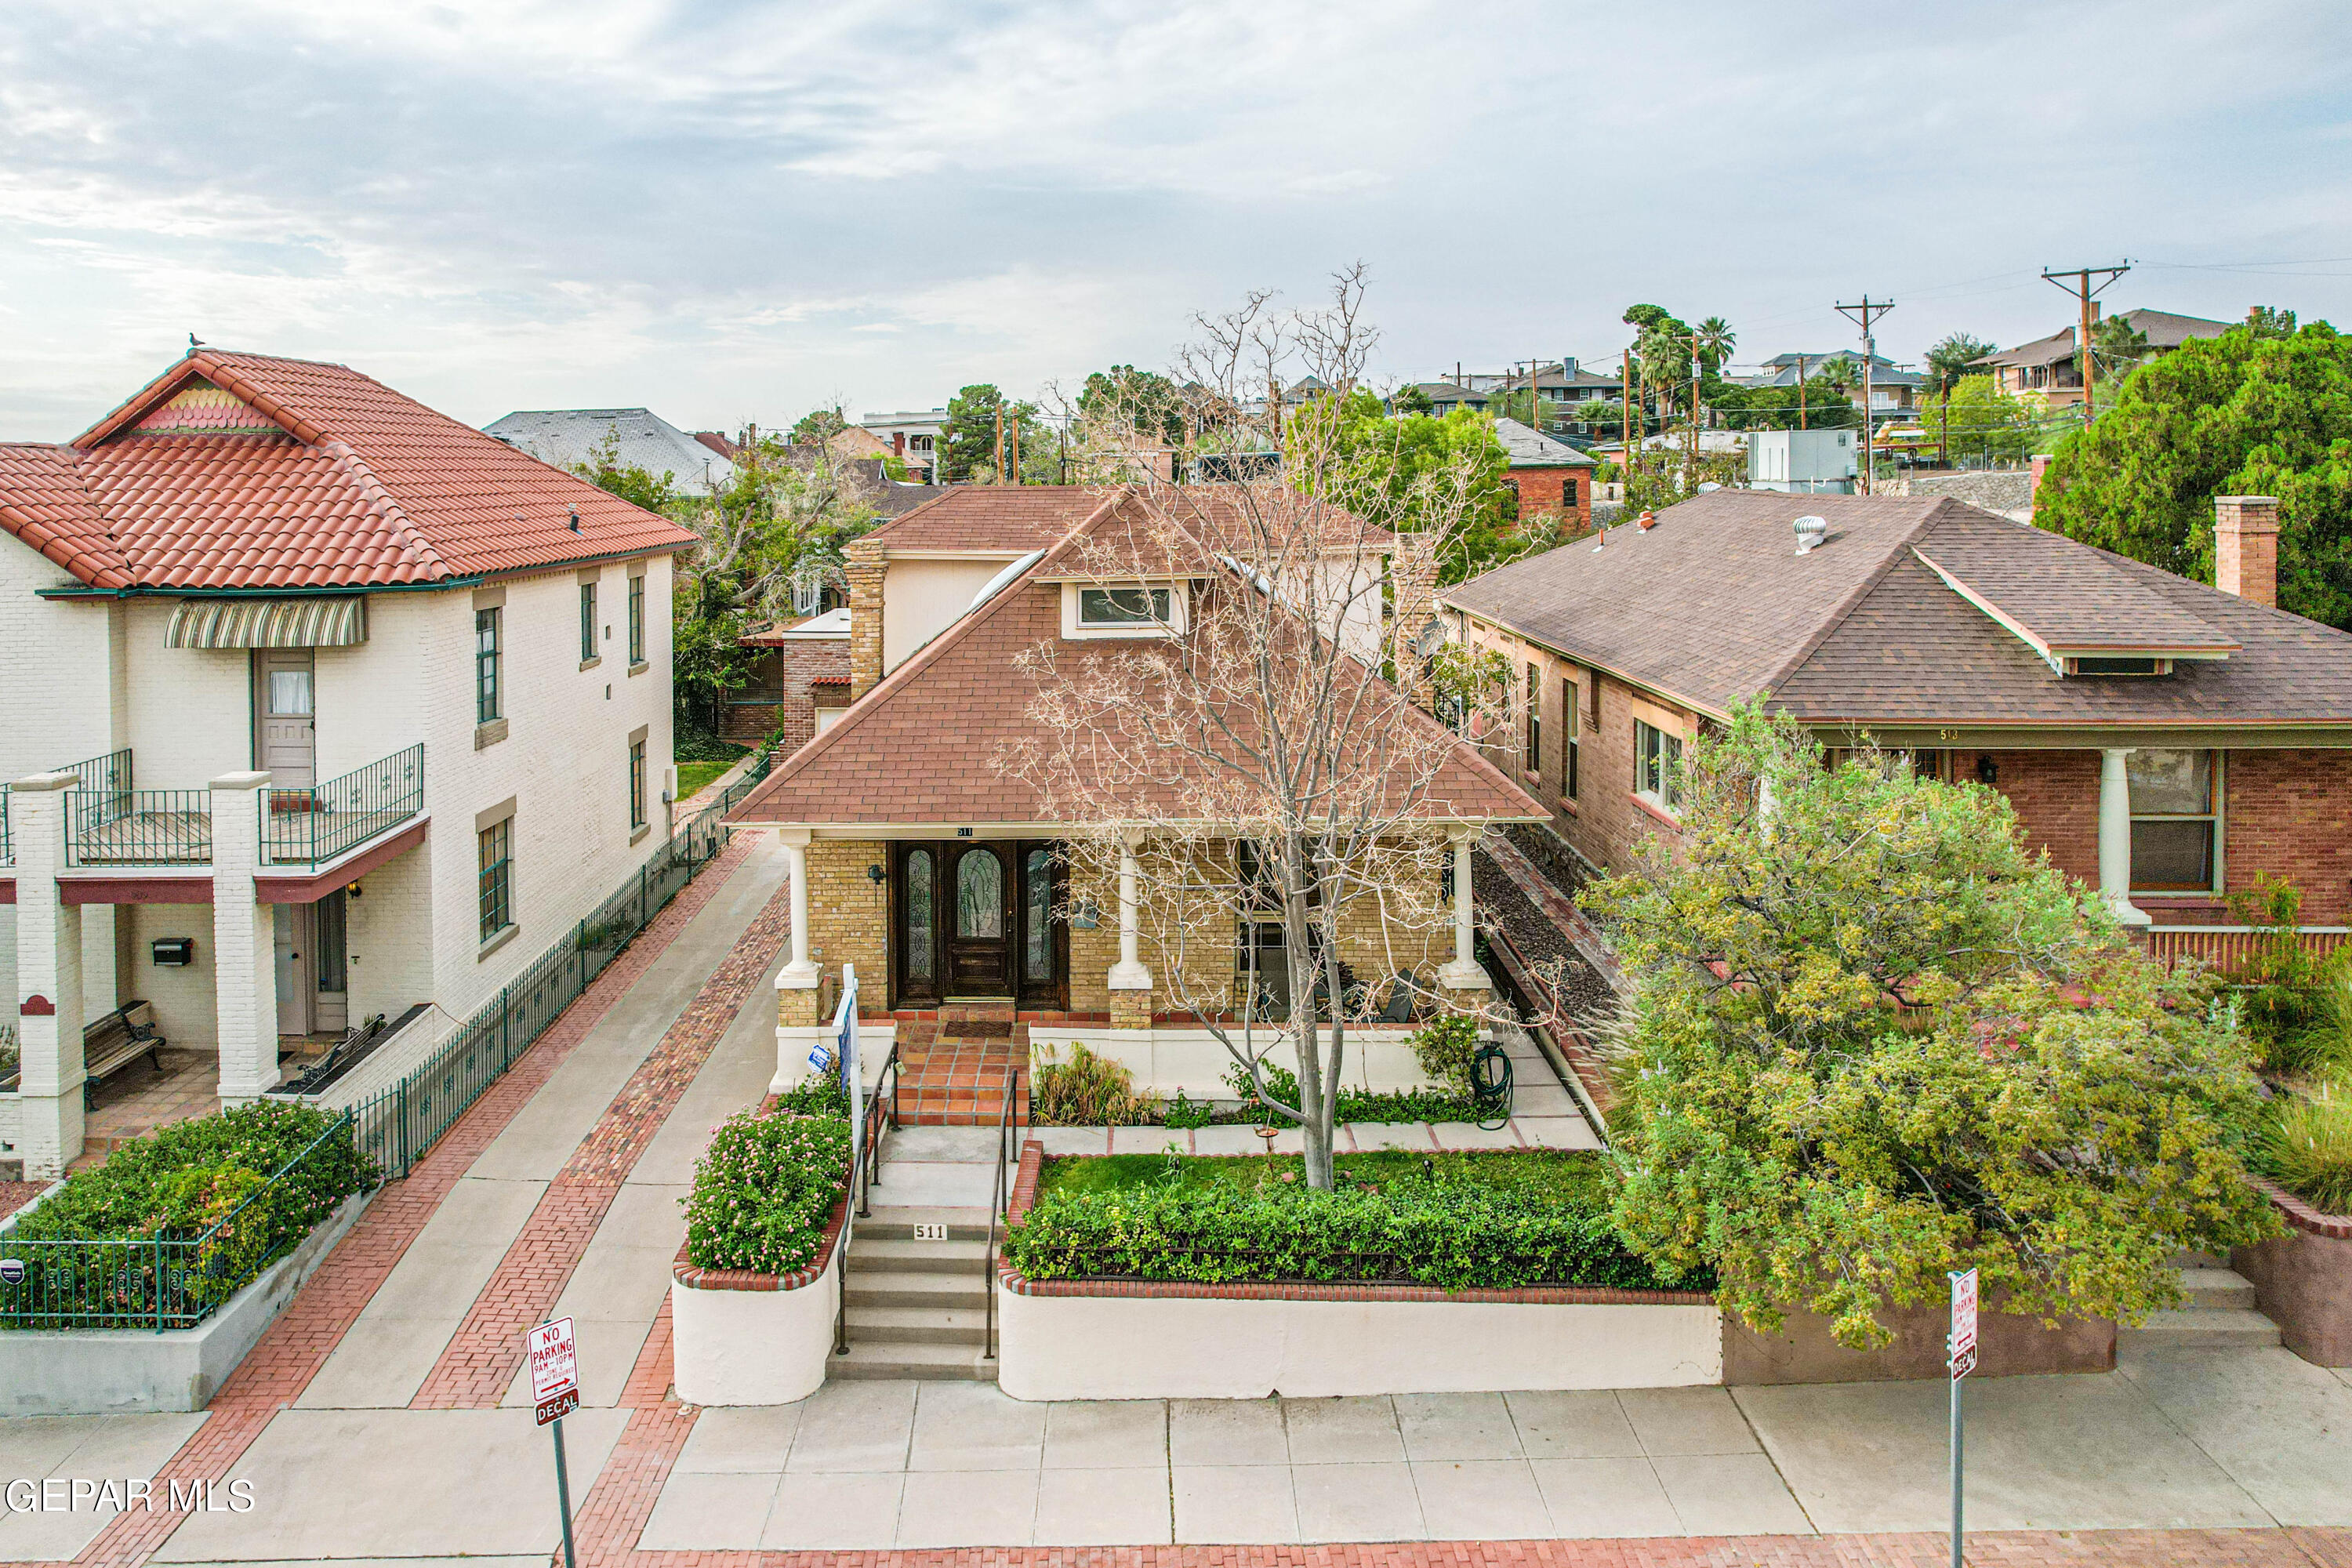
[772,829,823,1094]
[779,829,818,985]
[210,771,281,1102]
[1107,840,1152,993]
[2097,749,2152,929]
[1437,830,1492,990]
[10,774,85,1177]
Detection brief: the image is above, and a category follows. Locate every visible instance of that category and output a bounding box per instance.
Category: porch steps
[832,1205,1000,1381]
[2117,1253,2281,1352]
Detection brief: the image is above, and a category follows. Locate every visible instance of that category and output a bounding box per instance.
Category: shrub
[681,1109,851,1275]
[1163,1087,1216,1130]
[2260,1080,2352,1215]
[1004,1161,1680,1292]
[1033,1044,1160,1126]
[773,1073,850,1118]
[3,1101,376,1326]
[1223,1060,1478,1126]
[1408,1013,1481,1098]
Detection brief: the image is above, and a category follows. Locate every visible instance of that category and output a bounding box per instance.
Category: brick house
[1494,417,1595,537]
[1440,489,2352,965]
[724,608,852,748]
[727,486,1541,1097]
[0,349,696,1174]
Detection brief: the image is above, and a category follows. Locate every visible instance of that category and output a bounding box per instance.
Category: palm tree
[1922,332,1996,466]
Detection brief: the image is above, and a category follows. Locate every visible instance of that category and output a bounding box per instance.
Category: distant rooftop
[483,406,736,495]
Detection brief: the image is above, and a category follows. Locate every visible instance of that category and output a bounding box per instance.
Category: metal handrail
[855,1043,900,1220]
[64,788,211,867]
[983,1064,1022,1362]
[263,743,425,866]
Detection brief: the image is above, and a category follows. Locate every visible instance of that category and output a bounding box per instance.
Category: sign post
[1947,1268,1977,1568]
[528,1316,581,1568]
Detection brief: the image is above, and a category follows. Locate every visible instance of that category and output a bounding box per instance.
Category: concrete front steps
[831,1207,999,1381]
[2118,1252,2282,1352]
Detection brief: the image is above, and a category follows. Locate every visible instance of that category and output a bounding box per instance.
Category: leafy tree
[1692,317,1737,376]
[569,428,681,515]
[2089,315,2152,383]
[1624,303,1693,424]
[1581,704,2277,1348]
[790,406,849,445]
[1308,390,1529,582]
[2035,321,2352,628]
[942,383,1048,483]
[1390,383,1435,416]
[1709,376,1860,433]
[2247,306,2299,339]
[1076,365,1185,447]
[1924,375,2041,465]
[1922,333,1998,464]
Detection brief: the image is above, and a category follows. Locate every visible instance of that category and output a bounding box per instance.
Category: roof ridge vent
[1794,514,1828,555]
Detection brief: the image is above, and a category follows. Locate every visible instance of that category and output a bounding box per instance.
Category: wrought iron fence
[65,789,212,866]
[56,746,132,798]
[263,744,425,866]
[1,784,11,867]
[0,1110,361,1332]
[346,748,768,1181]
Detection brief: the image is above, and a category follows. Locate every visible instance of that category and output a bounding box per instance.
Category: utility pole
[1009,412,1022,485]
[1835,296,1895,494]
[1621,350,1632,461]
[1797,354,1808,430]
[2042,263,2129,423]
[993,405,1004,485]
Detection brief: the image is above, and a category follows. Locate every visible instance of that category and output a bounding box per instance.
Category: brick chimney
[845,539,887,698]
[2215,495,2279,608]
[1390,533,1440,710]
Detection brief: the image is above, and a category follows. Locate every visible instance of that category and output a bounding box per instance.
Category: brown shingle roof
[0,350,696,590]
[1444,490,2352,731]
[731,493,1538,829]
[863,487,1106,555]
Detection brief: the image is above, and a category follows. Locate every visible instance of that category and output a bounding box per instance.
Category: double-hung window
[475,608,503,723]
[1524,662,1541,776]
[1635,720,1683,813]
[1562,676,1580,800]
[2129,749,2220,891]
[628,739,648,831]
[579,582,598,662]
[477,820,513,942]
[626,575,645,666]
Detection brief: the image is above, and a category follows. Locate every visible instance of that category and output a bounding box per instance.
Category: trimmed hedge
[1004,1161,1694,1293]
[681,1109,851,1276]
[2,1101,376,1327]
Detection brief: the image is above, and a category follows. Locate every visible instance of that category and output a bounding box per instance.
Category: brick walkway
[410,865,795,1407]
[19,831,758,1568]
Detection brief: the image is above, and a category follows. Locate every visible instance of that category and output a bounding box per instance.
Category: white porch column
[2097,748,2152,929]
[1108,840,1152,995]
[10,775,85,1177]
[210,771,280,1102]
[773,829,824,1093]
[1436,829,1492,991]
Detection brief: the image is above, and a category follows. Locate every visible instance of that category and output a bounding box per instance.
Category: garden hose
[1472,1042,1513,1131]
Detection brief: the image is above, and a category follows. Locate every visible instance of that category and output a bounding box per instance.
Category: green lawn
[674,758,739,800]
[1034,1148,1613,1207]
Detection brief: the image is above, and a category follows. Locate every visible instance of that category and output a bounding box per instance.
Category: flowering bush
[681,1109,851,1276]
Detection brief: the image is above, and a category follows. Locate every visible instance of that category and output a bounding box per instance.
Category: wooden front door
[944,843,1014,996]
[254,648,317,788]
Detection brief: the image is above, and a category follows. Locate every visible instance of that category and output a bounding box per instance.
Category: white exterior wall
[122,904,219,1051]
[997,1288,1724,1400]
[1036,1026,1430,1096]
[882,558,1004,673]
[670,1248,840,1406]
[0,538,122,780]
[120,599,252,786]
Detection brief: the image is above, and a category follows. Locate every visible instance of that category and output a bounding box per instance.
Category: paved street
[4,834,2352,1567]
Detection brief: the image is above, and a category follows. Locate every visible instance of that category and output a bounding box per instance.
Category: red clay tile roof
[731,494,1536,829]
[1443,490,2352,731]
[0,350,695,591]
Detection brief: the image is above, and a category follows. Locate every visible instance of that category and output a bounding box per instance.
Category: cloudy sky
[3,1,2349,439]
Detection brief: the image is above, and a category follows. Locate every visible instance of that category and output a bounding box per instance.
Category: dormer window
[2068,656,2172,677]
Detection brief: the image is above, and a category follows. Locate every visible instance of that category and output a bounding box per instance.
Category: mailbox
[151,937,196,967]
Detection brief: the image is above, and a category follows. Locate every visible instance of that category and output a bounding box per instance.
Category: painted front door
[273,903,311,1036]
[255,648,317,788]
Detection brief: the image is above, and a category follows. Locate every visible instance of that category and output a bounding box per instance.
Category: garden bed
[2233,1178,2352,1367]
[669,1093,851,1406]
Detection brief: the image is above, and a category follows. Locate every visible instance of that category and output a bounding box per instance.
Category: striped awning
[166,597,367,649]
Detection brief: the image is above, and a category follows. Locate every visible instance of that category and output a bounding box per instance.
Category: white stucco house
[0,349,699,1176]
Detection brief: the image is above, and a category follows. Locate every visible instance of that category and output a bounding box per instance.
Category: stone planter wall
[2234,1178,2352,1368]
[670,1188,848,1406]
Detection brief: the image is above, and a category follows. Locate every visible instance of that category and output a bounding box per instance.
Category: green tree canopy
[569,428,681,514]
[1923,332,1998,399]
[1308,389,1524,582]
[2036,321,2352,628]
[1924,374,2041,463]
[942,383,1048,483]
[1076,365,1185,447]
[789,406,848,445]
[1581,705,2276,1347]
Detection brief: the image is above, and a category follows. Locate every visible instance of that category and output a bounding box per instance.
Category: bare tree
[997,269,1535,1190]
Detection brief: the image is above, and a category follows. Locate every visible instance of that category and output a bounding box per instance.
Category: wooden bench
[83,1000,165,1108]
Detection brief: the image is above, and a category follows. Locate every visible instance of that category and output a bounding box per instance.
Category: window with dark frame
[628,739,648,830]
[626,575,645,665]
[1635,719,1683,811]
[2129,749,2220,892]
[477,819,513,941]
[475,607,502,723]
[1563,675,1580,800]
[1524,661,1540,775]
[579,582,597,662]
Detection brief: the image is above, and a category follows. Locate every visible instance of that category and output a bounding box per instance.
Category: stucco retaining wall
[1037,1026,1430,1095]
[2234,1180,2352,1367]
[1720,1300,2114,1384]
[0,1189,368,1415]
[670,1189,848,1406]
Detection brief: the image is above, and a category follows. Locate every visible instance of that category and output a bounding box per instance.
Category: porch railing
[263,744,426,867]
[56,746,132,800]
[1,785,11,867]
[64,789,211,867]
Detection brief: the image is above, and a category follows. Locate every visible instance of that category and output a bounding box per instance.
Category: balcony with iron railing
[17,746,427,872]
